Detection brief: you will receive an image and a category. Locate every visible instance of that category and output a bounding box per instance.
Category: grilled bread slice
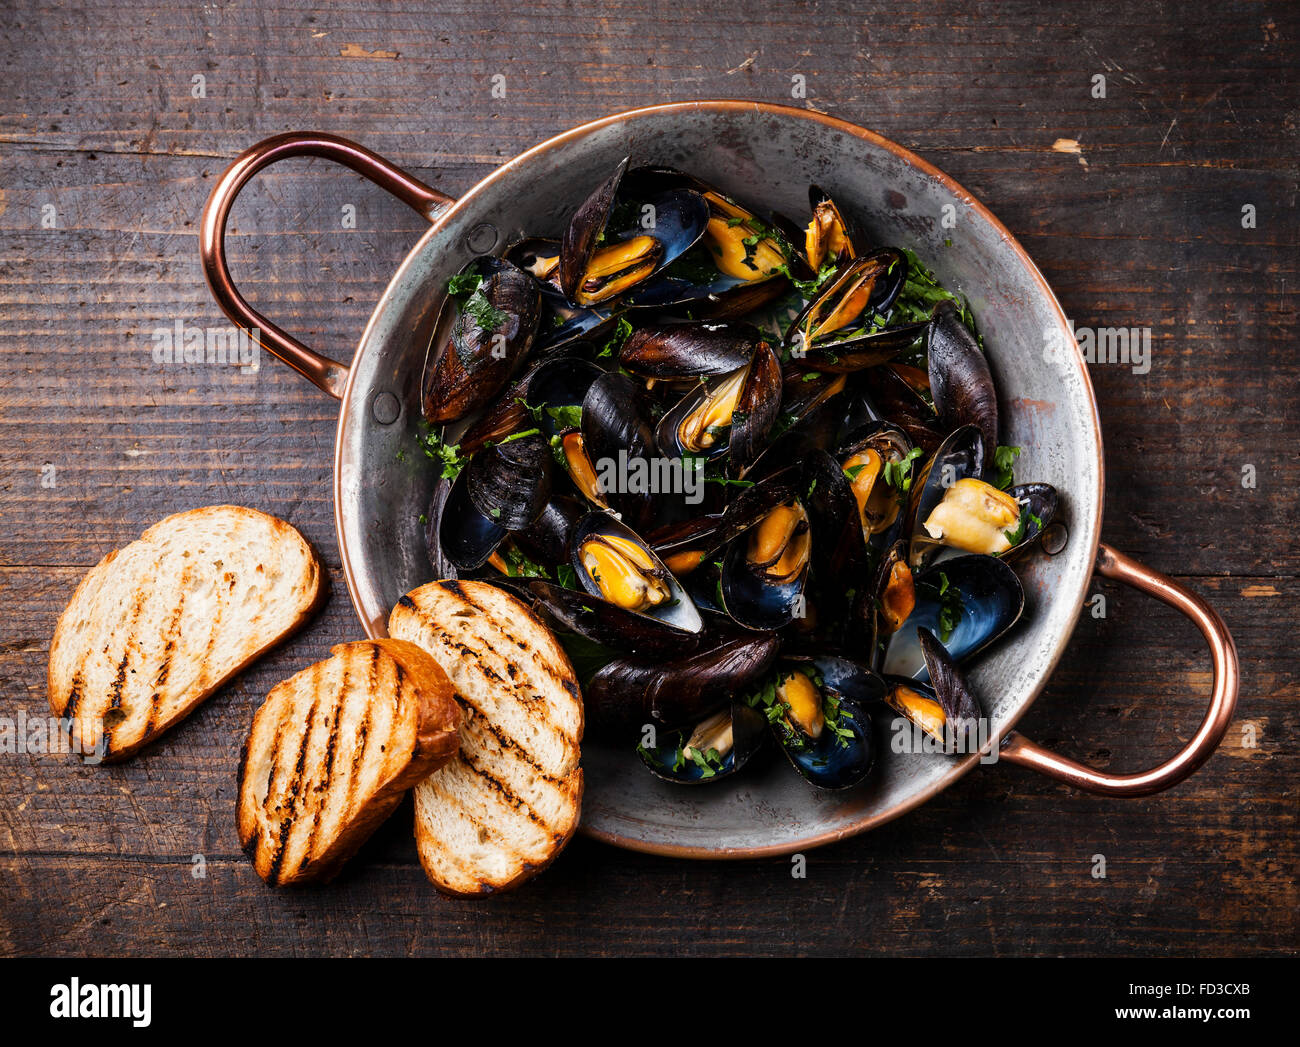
[237,639,461,886]
[388,580,583,896]
[48,505,325,761]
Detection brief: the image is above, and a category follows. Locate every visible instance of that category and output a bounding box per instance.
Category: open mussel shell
[504,236,620,354]
[881,554,1024,681]
[559,157,628,303]
[757,658,880,790]
[524,578,702,657]
[423,477,460,578]
[862,539,915,664]
[919,627,983,723]
[637,703,768,786]
[586,631,780,735]
[466,433,553,530]
[832,420,917,562]
[438,467,507,571]
[570,510,704,632]
[653,339,782,470]
[912,474,1056,567]
[927,299,998,469]
[622,173,795,308]
[422,256,542,425]
[906,424,986,569]
[1002,482,1060,559]
[719,485,812,632]
[558,158,708,308]
[784,249,909,359]
[789,321,928,373]
[883,629,983,754]
[803,185,860,271]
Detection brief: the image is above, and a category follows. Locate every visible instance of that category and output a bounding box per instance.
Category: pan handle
[998,543,1239,796]
[199,132,455,400]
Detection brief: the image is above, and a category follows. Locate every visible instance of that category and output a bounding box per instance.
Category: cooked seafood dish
[415,159,1059,791]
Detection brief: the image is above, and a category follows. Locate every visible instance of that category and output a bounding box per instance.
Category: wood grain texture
[0,0,1296,957]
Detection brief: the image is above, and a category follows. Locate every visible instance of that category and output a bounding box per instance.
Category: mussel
[637,703,768,785]
[880,554,1024,680]
[720,484,813,632]
[905,424,986,568]
[785,250,918,370]
[883,628,983,755]
[558,159,708,307]
[438,432,553,571]
[422,256,542,425]
[622,320,783,470]
[914,475,1060,564]
[586,631,780,735]
[747,657,882,789]
[560,511,704,641]
[803,185,858,272]
[927,299,998,468]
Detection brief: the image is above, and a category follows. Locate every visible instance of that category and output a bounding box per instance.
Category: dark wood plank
[0,0,1296,957]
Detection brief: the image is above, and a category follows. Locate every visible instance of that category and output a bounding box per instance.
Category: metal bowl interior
[333,101,1103,858]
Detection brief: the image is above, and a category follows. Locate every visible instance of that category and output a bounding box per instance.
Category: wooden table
[1,0,1295,957]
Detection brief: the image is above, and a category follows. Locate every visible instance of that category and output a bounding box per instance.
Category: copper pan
[200,101,1238,858]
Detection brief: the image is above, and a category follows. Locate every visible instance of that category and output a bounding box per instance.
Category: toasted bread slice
[388,580,583,896]
[48,505,325,761]
[237,639,461,886]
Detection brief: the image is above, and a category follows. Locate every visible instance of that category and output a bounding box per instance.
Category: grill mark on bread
[49,506,324,763]
[340,647,381,811]
[270,687,319,884]
[394,581,582,894]
[262,664,318,883]
[455,697,565,785]
[102,587,148,753]
[195,565,225,694]
[146,562,195,739]
[450,588,572,689]
[458,750,549,832]
[301,659,348,865]
[62,671,85,725]
[394,600,579,773]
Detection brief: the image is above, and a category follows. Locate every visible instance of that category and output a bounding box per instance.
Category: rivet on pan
[371,391,401,425]
[1040,522,1069,556]
[464,222,500,254]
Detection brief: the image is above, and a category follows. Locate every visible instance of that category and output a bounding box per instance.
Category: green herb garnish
[992,445,1021,490]
[418,427,470,481]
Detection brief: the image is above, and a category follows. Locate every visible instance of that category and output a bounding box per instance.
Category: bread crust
[236,639,460,886]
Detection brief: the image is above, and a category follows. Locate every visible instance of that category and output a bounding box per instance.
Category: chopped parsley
[448,271,508,331]
[882,446,926,492]
[598,315,634,358]
[418,427,470,481]
[890,248,979,344]
[936,571,965,643]
[1003,506,1043,547]
[494,427,541,446]
[992,445,1021,490]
